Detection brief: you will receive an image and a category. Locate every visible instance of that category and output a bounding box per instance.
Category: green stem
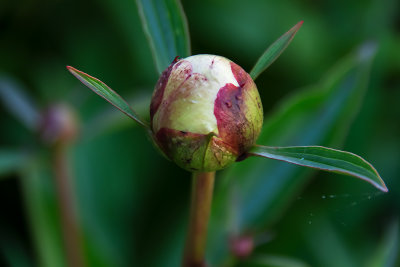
[183,172,216,267]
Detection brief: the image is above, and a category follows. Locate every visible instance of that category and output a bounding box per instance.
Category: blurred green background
[1,0,399,266]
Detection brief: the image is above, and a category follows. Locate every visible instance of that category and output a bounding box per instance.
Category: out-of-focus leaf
[20,157,65,267]
[304,217,357,267]
[67,66,149,129]
[0,149,28,177]
[72,127,156,266]
[239,254,310,267]
[366,220,399,267]
[247,145,387,192]
[136,0,191,73]
[208,43,377,264]
[250,21,303,80]
[0,228,33,267]
[0,76,40,131]
[82,92,151,139]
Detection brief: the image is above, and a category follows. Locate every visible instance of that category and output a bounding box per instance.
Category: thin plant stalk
[52,143,86,267]
[183,172,216,267]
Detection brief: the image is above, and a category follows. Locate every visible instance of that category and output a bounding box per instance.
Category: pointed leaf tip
[67,66,149,129]
[250,20,303,80]
[248,145,388,192]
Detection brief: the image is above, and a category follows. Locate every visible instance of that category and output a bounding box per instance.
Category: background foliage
[1,0,399,266]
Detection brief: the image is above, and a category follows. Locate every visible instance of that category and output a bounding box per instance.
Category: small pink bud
[39,104,78,145]
[230,235,254,259]
[150,55,263,172]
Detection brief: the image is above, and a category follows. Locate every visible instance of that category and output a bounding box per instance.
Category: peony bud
[150,55,263,172]
[39,104,78,145]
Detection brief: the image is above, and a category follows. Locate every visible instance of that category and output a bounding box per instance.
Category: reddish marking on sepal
[214,83,246,154]
[230,61,252,87]
[150,61,176,122]
[214,62,259,155]
[173,56,180,63]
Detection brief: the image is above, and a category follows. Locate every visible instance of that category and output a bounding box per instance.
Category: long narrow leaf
[207,44,377,265]
[244,254,311,267]
[247,145,387,192]
[136,0,191,73]
[0,76,40,131]
[82,92,151,139]
[0,228,33,267]
[250,21,303,80]
[366,220,398,267]
[0,149,28,177]
[20,159,66,267]
[67,66,148,128]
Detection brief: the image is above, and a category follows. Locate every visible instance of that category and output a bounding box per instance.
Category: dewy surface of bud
[150,55,263,172]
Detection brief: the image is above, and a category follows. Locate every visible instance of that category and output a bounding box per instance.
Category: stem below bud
[183,172,215,267]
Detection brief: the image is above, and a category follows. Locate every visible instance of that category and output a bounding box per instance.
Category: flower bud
[230,235,254,259]
[39,104,78,145]
[150,55,263,172]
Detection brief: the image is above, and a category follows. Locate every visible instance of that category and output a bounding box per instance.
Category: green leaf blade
[248,145,388,192]
[20,159,66,267]
[244,254,311,267]
[366,220,399,267]
[207,44,378,265]
[136,0,191,73]
[250,21,303,80]
[0,76,40,131]
[0,149,29,177]
[67,66,148,129]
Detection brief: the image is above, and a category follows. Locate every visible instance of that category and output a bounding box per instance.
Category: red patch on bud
[214,83,246,154]
[213,62,255,155]
[230,61,249,87]
[173,56,180,63]
[150,60,177,121]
